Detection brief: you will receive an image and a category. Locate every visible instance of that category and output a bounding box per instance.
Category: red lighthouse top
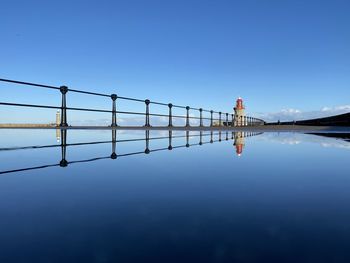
[235,97,244,110]
[236,143,243,156]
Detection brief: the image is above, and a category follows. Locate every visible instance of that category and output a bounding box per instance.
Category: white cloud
[254,104,350,122]
[257,133,350,150]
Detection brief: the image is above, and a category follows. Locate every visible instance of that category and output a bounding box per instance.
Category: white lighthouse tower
[234,97,245,126]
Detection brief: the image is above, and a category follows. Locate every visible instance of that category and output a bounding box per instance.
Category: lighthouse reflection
[0,130,263,175]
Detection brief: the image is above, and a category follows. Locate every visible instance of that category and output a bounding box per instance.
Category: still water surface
[0,129,350,263]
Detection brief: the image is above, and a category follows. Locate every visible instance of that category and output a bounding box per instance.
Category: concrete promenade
[0,125,349,133]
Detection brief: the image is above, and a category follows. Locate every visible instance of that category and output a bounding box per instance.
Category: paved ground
[0,125,350,133]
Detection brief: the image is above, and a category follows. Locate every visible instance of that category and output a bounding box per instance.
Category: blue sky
[1,0,349,123]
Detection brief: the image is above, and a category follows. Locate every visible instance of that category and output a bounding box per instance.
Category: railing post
[210,110,213,127]
[186,106,190,127]
[219,131,222,141]
[219,112,222,127]
[111,94,117,127]
[145,99,150,127]
[231,114,234,127]
[225,113,228,127]
[168,103,173,127]
[210,131,213,143]
[186,130,190,147]
[168,130,173,150]
[199,131,203,145]
[59,129,68,167]
[145,130,150,154]
[59,86,68,127]
[199,108,203,127]
[111,129,117,159]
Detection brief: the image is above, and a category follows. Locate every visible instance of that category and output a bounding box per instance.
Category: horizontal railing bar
[0,132,265,175]
[0,78,264,126]
[171,145,188,149]
[0,102,226,121]
[0,102,60,109]
[0,131,244,175]
[0,140,111,151]
[0,78,232,117]
[118,151,145,157]
[67,107,112,113]
[69,156,110,164]
[0,163,60,175]
[0,132,220,152]
[117,96,145,103]
[0,78,60,90]
[150,101,168,106]
[172,105,187,109]
[149,147,169,153]
[68,89,110,97]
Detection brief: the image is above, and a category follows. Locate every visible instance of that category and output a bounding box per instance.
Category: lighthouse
[233,131,245,157]
[234,97,245,126]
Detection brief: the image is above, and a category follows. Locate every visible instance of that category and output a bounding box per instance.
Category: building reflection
[0,130,263,175]
[232,131,263,157]
[56,128,61,143]
[234,132,245,157]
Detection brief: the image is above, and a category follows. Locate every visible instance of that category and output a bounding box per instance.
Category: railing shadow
[0,130,263,175]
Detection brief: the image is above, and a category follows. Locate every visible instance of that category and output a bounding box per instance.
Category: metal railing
[0,78,265,127]
[0,130,263,174]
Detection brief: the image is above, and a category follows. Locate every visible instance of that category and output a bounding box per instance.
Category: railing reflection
[0,130,263,175]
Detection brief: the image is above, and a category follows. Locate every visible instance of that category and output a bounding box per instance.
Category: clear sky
[1,0,349,123]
